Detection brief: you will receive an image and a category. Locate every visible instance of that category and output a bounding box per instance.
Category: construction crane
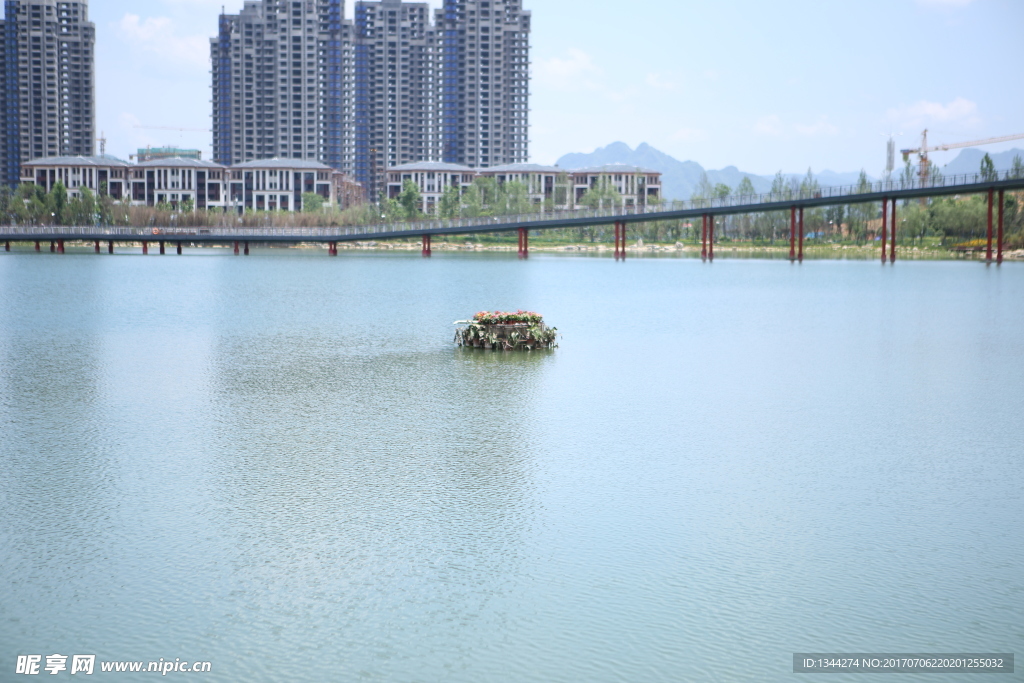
[901,129,1024,184]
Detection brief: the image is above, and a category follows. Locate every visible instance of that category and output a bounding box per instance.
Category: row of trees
[0,181,362,228]
[2,154,1021,248]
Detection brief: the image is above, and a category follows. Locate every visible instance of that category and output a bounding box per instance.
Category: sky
[11,0,1023,177]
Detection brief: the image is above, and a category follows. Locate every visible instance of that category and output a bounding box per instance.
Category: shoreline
[3,240,1021,261]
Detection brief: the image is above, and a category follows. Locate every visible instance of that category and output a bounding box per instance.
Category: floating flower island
[454,311,558,351]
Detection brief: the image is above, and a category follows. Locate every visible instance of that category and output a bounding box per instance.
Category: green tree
[980,153,997,182]
[302,192,325,213]
[438,185,461,218]
[49,181,68,224]
[1010,155,1024,180]
[502,181,533,216]
[398,179,422,218]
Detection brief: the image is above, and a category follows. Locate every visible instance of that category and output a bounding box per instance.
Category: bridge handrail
[1,170,1019,239]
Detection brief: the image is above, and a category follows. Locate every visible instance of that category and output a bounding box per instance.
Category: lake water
[1,249,1021,682]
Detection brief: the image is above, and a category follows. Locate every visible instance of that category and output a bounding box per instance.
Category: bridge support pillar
[159,241,165,255]
[986,188,994,264]
[176,242,183,255]
[94,240,100,254]
[4,241,9,252]
[233,241,239,255]
[142,241,148,255]
[997,189,1004,265]
[789,206,797,261]
[518,228,529,259]
[890,200,897,264]
[35,241,40,252]
[108,240,114,254]
[422,234,431,257]
[330,241,338,256]
[50,241,55,253]
[881,198,888,264]
[700,215,707,261]
[708,216,714,262]
[244,242,250,256]
[798,208,805,262]
[57,240,64,254]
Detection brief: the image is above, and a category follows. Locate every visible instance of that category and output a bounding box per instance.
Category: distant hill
[554,142,1024,200]
[938,147,1024,176]
[556,142,770,201]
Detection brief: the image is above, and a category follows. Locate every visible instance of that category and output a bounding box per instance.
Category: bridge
[3,170,1022,264]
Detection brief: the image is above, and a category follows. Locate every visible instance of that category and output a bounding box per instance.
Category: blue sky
[15,0,1023,177]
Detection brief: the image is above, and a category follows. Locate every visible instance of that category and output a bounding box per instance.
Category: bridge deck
[2,173,1022,245]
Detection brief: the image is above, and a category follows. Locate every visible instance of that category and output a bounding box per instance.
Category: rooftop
[232,158,332,170]
[23,155,131,168]
[388,161,475,173]
[482,163,563,174]
[134,157,225,169]
[572,164,661,176]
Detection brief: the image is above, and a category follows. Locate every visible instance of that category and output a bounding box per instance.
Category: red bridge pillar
[789,206,796,261]
[799,208,805,262]
[986,188,994,264]
[244,242,250,256]
[50,241,55,253]
[142,241,148,255]
[35,241,40,252]
[890,200,897,264]
[708,216,714,262]
[421,234,431,257]
[233,241,240,255]
[5,241,10,252]
[108,240,114,254]
[997,189,1005,265]
[881,198,888,264]
[700,215,707,261]
[159,241,166,255]
[517,228,529,259]
[328,241,338,256]
[94,240,100,254]
[57,240,64,254]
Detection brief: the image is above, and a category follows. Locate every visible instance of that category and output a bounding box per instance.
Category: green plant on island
[454,310,557,350]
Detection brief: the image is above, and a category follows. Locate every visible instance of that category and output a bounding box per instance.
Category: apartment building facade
[435,0,529,170]
[1,0,96,187]
[211,0,353,169]
[211,0,530,199]
[353,0,436,198]
[385,162,661,214]
[20,155,340,212]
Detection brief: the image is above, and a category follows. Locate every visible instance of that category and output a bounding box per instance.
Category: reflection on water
[1,252,1022,682]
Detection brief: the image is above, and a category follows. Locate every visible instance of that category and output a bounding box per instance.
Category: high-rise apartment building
[211,0,352,168]
[1,0,96,186]
[211,0,529,196]
[353,0,435,197]
[435,0,529,169]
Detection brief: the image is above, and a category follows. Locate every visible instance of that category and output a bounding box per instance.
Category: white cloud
[887,97,981,128]
[752,114,839,138]
[794,116,840,137]
[754,115,783,137]
[671,127,706,143]
[118,14,210,70]
[645,73,674,91]
[534,48,600,88]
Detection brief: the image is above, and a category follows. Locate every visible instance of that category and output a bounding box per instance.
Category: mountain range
[555,142,1024,201]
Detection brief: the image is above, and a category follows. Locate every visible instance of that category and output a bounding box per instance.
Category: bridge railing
[1,170,1018,239]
